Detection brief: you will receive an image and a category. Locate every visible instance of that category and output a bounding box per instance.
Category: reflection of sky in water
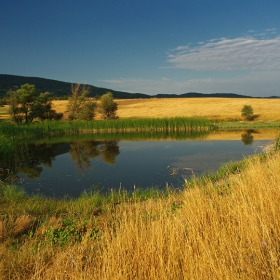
[19,139,270,198]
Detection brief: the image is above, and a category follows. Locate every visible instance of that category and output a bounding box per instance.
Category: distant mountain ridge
[0,74,264,99]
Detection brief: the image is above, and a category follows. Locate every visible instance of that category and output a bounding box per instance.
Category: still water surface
[11,130,276,198]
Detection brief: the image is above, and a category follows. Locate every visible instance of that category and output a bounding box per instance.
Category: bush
[100,92,118,119]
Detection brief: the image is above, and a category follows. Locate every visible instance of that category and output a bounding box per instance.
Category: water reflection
[69,141,119,173]
[1,140,120,180]
[241,130,257,145]
[0,129,277,197]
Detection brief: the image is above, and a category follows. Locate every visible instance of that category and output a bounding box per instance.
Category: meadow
[1,97,280,123]
[51,97,280,121]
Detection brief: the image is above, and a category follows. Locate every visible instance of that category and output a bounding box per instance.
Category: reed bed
[0,117,213,138]
[1,141,280,279]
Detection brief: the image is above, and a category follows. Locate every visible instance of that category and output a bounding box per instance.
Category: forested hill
[0,74,252,99]
[0,74,148,99]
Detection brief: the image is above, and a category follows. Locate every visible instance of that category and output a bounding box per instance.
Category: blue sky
[1,0,280,97]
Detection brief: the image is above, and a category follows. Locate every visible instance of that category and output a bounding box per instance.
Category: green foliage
[241,105,254,121]
[67,84,97,121]
[78,101,97,121]
[100,92,118,119]
[31,92,63,121]
[7,84,62,124]
[0,118,213,141]
[42,221,100,246]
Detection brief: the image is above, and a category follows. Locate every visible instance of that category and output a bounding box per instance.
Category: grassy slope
[1,98,280,122]
[1,148,280,279]
[50,98,280,121]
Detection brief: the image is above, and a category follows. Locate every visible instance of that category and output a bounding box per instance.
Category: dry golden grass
[115,98,280,121]
[0,105,9,120]
[2,98,280,121]
[51,98,280,121]
[1,150,280,279]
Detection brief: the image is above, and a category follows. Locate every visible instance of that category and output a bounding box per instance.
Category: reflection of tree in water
[100,141,120,165]
[69,140,120,173]
[69,141,99,173]
[17,143,58,178]
[1,140,120,180]
[241,130,257,145]
[1,143,59,180]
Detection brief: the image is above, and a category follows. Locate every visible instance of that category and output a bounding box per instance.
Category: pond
[1,129,278,198]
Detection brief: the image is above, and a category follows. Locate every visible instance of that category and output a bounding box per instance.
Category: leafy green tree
[7,89,23,124]
[78,101,97,120]
[7,84,62,124]
[241,105,254,121]
[30,92,63,121]
[7,84,38,124]
[17,84,38,124]
[100,92,118,119]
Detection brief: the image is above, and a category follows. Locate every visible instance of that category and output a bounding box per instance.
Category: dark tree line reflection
[0,140,120,181]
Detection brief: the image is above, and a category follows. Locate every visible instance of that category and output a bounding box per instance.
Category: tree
[78,101,97,121]
[7,84,38,124]
[7,89,23,124]
[67,83,90,120]
[7,84,63,124]
[30,92,63,121]
[241,105,254,121]
[100,92,118,119]
[17,83,38,124]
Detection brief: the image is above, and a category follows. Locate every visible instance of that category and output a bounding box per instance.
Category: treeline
[6,83,118,124]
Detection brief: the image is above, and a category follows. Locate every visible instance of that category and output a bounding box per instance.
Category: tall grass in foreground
[1,143,280,279]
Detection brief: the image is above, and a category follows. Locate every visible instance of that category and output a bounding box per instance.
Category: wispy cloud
[167,34,280,71]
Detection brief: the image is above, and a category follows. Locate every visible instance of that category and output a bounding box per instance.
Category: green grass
[0,117,214,137]
[0,182,168,219]
[216,121,280,129]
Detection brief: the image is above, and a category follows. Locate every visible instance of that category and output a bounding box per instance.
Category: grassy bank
[216,121,280,129]
[1,141,280,279]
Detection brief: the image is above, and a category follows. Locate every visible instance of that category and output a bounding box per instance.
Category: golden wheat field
[1,98,280,121]
[50,98,280,121]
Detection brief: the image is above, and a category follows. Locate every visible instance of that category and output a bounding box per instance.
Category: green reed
[0,117,214,138]
[26,130,211,145]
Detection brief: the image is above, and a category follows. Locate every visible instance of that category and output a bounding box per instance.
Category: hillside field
[1,97,280,122]
[51,98,280,121]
